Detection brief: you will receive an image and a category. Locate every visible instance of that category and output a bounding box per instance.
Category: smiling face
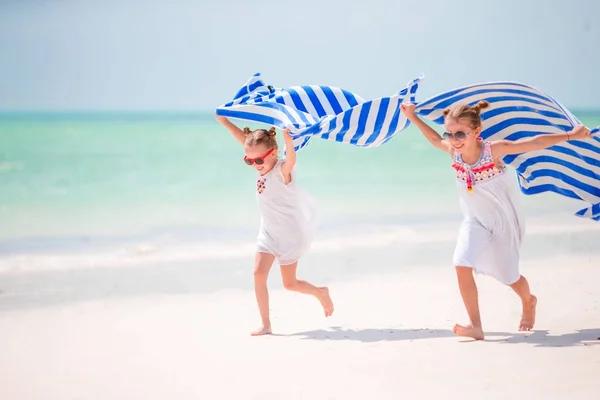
[442,101,490,159]
[443,117,481,155]
[243,144,278,174]
[242,127,279,175]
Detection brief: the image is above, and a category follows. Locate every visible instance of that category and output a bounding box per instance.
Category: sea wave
[0,219,596,274]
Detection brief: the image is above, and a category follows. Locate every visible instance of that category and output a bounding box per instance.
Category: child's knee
[253,265,269,281]
[282,277,297,291]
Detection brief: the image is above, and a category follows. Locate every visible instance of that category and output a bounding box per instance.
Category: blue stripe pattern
[216,74,599,220]
[215,73,423,152]
[413,82,600,221]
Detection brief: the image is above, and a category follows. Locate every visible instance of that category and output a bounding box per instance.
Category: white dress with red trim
[254,159,318,265]
[451,140,526,285]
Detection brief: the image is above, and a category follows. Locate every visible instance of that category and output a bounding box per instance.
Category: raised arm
[400,103,452,153]
[491,125,591,157]
[281,129,296,184]
[215,114,246,145]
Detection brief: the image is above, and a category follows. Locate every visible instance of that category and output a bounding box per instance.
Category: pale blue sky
[0,0,598,110]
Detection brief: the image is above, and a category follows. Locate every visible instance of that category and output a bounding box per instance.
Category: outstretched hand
[214,113,227,123]
[568,125,591,141]
[400,103,417,120]
[282,128,293,141]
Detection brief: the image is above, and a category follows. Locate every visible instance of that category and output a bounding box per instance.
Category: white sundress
[255,159,318,266]
[451,140,526,285]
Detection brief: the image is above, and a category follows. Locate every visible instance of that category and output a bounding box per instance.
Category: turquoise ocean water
[1,111,599,271]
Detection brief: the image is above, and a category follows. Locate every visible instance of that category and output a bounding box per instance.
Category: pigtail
[472,100,490,115]
[244,127,279,150]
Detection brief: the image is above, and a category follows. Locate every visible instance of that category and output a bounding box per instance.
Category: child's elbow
[528,136,548,150]
[530,136,543,145]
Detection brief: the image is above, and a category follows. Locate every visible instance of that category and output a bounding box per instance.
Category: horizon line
[1,107,600,116]
[0,109,213,114]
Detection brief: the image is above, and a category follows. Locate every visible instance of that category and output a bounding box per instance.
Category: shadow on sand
[278,326,600,348]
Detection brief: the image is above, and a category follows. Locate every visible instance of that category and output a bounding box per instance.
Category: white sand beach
[2,1,600,398]
[1,243,599,400]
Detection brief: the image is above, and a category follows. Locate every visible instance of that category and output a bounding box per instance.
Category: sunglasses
[442,131,469,141]
[244,148,275,165]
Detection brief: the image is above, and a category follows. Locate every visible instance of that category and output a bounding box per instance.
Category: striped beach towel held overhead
[215,72,423,152]
[413,82,600,221]
[216,74,599,220]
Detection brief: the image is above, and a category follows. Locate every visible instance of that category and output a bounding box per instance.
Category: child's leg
[280,262,334,317]
[453,266,484,340]
[509,275,537,331]
[251,252,275,336]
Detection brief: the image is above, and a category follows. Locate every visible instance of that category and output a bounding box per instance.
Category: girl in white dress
[400,101,591,340]
[216,116,334,336]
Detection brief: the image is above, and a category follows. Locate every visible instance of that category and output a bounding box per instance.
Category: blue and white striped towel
[215,73,423,152]
[414,82,600,221]
[216,74,599,220]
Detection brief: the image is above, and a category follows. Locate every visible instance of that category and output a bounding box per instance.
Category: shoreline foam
[0,217,598,274]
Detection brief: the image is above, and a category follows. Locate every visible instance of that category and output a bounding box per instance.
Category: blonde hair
[443,100,490,129]
[243,127,278,149]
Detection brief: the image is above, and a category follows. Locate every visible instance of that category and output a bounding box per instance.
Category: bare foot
[250,325,272,336]
[519,295,537,331]
[317,287,334,317]
[453,324,484,340]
